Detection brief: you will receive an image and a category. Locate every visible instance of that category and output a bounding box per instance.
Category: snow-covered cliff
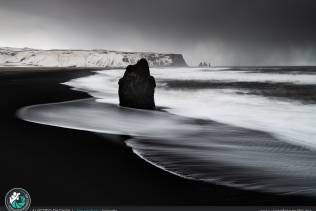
[0,47,187,67]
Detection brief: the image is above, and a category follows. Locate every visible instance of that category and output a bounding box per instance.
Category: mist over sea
[19,67,316,196]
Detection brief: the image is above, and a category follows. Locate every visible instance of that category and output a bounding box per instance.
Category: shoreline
[0,67,315,205]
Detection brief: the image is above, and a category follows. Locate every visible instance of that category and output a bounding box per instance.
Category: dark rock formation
[118,58,156,110]
[198,61,211,67]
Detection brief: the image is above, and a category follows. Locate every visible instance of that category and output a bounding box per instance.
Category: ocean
[19,66,316,196]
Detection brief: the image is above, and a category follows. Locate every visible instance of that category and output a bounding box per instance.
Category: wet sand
[0,67,314,206]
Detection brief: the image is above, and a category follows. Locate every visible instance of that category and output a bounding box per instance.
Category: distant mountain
[0,47,187,68]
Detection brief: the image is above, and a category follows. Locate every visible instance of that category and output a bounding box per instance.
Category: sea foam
[18,67,316,196]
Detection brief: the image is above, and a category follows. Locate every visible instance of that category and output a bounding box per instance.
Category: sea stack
[118,58,156,110]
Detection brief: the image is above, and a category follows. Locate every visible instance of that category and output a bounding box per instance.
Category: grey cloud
[0,0,315,65]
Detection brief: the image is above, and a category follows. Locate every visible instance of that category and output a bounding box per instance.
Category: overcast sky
[0,0,316,66]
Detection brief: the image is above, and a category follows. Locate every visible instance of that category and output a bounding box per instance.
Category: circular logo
[5,188,31,211]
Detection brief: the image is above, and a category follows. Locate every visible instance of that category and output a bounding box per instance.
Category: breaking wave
[18,67,316,196]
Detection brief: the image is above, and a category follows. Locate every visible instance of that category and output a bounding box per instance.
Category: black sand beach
[0,67,315,206]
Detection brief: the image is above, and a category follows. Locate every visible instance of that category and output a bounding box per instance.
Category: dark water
[18,66,316,197]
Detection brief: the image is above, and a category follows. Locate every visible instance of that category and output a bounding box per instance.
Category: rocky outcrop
[118,58,156,110]
[0,47,188,68]
[198,61,211,67]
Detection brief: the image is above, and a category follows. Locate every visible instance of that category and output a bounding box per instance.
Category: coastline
[0,67,315,206]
